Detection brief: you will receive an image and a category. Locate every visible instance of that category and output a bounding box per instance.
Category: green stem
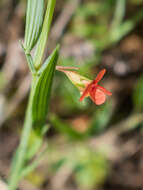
[19,40,36,74]
[34,0,56,69]
[25,53,37,74]
[8,77,36,190]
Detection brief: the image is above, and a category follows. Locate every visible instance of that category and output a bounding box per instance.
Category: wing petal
[97,85,112,96]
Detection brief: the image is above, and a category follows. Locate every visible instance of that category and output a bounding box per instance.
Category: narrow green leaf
[32,46,59,130]
[34,0,56,69]
[24,0,44,53]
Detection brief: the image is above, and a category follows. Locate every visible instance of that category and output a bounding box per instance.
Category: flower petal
[97,85,112,96]
[89,86,96,102]
[80,83,92,101]
[90,88,106,105]
[94,69,106,84]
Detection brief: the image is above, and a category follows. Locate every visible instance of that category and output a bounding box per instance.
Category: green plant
[8,0,58,189]
[7,1,113,189]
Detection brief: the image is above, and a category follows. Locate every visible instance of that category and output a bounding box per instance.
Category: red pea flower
[80,69,112,105]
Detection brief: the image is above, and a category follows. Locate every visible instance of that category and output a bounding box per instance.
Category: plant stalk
[8,77,36,190]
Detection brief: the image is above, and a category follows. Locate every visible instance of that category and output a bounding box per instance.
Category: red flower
[80,69,112,105]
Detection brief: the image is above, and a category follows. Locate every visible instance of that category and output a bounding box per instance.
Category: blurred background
[1,0,143,190]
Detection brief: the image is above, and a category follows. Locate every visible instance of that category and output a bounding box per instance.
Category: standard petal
[90,88,106,105]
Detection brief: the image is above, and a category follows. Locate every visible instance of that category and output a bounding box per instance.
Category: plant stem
[8,77,36,190]
[8,1,57,189]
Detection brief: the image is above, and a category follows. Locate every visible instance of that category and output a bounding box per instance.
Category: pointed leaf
[24,0,44,53]
[32,46,59,130]
[34,0,56,69]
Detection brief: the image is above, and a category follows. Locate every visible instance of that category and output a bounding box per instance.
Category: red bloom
[80,69,112,105]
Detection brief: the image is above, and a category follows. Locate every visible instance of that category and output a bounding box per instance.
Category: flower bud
[57,68,91,91]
